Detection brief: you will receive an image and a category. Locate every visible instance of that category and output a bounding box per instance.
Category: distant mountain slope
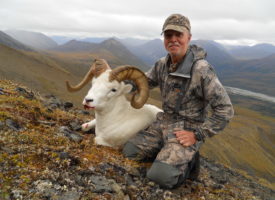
[0,44,87,106]
[117,37,150,47]
[51,36,110,45]
[51,40,99,52]
[4,30,58,50]
[51,35,77,45]
[127,39,166,66]
[191,40,236,68]
[235,53,275,73]
[81,37,108,44]
[50,38,149,71]
[0,31,33,51]
[99,39,149,70]
[227,43,275,60]
[219,54,275,96]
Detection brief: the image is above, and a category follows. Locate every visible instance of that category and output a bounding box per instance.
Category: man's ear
[123,84,133,94]
[188,33,192,42]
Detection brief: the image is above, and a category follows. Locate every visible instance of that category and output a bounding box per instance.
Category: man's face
[164,30,191,61]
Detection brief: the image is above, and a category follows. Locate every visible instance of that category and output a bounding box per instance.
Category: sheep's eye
[111,88,117,92]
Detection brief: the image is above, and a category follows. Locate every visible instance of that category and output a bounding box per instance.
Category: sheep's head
[66,59,149,109]
[83,72,133,110]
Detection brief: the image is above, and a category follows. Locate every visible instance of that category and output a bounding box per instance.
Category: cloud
[1,0,274,45]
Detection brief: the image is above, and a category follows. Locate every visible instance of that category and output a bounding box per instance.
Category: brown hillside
[0,44,87,107]
[201,106,275,189]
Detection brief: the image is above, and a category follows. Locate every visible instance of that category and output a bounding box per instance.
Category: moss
[0,111,12,121]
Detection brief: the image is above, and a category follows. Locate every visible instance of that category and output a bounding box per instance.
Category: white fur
[82,70,162,147]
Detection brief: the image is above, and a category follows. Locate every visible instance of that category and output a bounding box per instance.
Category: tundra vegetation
[0,79,274,199]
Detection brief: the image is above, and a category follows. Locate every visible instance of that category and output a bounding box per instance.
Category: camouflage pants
[123,112,202,188]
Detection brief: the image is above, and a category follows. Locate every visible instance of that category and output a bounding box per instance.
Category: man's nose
[170,34,178,41]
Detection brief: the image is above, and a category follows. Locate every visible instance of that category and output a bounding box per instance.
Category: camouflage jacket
[146,44,234,140]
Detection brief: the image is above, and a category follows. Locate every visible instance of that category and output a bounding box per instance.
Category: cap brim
[162,25,189,34]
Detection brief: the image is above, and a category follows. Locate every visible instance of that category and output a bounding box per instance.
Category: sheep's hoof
[82,123,92,131]
[94,137,112,147]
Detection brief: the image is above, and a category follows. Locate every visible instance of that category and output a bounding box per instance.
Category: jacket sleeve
[145,60,161,89]
[196,62,234,140]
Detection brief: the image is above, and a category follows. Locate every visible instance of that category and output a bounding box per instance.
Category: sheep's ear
[123,84,133,94]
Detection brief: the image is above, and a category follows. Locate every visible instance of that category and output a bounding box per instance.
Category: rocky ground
[0,79,274,200]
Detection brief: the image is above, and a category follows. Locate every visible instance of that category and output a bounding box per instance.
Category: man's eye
[176,33,183,37]
[164,33,173,39]
[111,88,117,92]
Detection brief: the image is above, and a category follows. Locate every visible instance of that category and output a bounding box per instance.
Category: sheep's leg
[82,119,96,131]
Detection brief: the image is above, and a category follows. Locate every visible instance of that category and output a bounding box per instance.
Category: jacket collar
[167,44,207,78]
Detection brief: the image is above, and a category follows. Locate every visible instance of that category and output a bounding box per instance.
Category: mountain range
[48,38,149,71]
[4,29,58,50]
[0,31,33,51]
[225,43,275,60]
[1,29,275,96]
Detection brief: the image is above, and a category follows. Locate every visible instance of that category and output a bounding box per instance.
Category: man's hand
[174,129,196,147]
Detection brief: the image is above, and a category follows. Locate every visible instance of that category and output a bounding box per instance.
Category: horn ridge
[110,65,149,109]
[65,59,110,92]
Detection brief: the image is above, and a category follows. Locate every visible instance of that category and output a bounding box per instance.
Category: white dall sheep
[66,59,162,147]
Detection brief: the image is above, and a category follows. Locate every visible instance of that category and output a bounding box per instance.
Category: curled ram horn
[110,66,149,109]
[66,59,111,92]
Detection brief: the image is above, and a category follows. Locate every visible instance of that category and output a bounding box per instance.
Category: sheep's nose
[85,98,93,103]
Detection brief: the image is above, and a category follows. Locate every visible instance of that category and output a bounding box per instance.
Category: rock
[59,126,83,143]
[90,175,114,193]
[43,94,63,110]
[15,87,35,99]
[64,102,74,110]
[58,152,80,166]
[34,180,57,197]
[78,110,90,115]
[69,120,82,131]
[1,146,15,154]
[163,190,175,200]
[56,191,80,200]
[211,172,228,184]
[37,120,56,126]
[125,174,135,186]
[11,189,25,200]
[126,184,139,199]
[59,152,71,159]
[0,88,4,95]
[43,95,74,111]
[110,179,125,199]
[0,120,5,129]
[5,119,22,131]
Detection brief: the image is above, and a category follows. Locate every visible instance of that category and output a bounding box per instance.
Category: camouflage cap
[162,14,191,33]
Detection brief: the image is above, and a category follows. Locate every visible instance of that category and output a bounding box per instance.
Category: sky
[1,0,274,46]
